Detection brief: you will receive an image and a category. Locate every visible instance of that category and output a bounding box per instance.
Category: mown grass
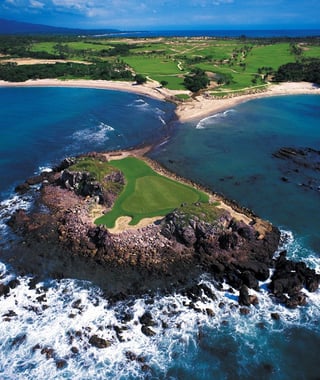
[27,37,320,92]
[95,157,209,227]
[124,56,184,75]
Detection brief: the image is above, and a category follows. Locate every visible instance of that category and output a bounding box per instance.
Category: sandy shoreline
[176,81,320,122]
[0,78,319,122]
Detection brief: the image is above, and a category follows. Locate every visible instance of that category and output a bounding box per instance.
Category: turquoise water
[0,88,319,379]
[151,95,320,254]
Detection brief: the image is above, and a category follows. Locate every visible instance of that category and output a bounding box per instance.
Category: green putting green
[95,156,209,227]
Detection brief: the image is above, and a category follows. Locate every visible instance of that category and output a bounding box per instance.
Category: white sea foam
[128,98,150,110]
[37,166,53,174]
[0,270,319,379]
[278,228,320,272]
[196,109,236,129]
[0,230,319,378]
[72,122,115,146]
[158,115,167,125]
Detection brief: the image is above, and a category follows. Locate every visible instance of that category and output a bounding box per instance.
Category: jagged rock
[271,312,280,320]
[87,226,114,254]
[41,347,55,359]
[56,359,68,369]
[53,157,76,172]
[269,250,319,308]
[10,152,318,312]
[239,285,251,306]
[89,335,112,348]
[141,325,156,337]
[241,270,259,290]
[236,261,270,282]
[181,226,197,247]
[285,292,308,308]
[229,219,256,240]
[0,283,10,297]
[139,311,156,327]
[15,182,31,194]
[218,232,238,250]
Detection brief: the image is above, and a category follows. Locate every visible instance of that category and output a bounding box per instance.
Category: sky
[0,0,319,31]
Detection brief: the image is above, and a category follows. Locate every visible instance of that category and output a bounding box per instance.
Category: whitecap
[158,115,166,126]
[128,98,150,110]
[37,166,53,174]
[72,122,115,146]
[196,109,236,129]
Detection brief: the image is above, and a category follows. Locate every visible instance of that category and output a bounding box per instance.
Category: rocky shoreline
[3,151,319,309]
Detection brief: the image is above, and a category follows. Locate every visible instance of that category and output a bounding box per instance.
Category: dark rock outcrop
[88,335,112,349]
[269,251,320,307]
[4,152,319,308]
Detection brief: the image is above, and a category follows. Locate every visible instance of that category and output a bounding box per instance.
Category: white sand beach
[0,78,319,122]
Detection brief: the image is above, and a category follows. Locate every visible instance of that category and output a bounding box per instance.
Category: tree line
[273,58,320,85]
[0,61,133,82]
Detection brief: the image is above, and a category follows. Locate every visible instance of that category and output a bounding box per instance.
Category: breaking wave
[71,122,115,147]
[0,227,319,379]
[196,109,236,129]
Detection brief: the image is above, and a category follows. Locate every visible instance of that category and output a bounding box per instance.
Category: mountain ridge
[0,18,119,35]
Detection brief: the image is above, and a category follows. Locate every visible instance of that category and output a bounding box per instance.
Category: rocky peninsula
[5,150,319,309]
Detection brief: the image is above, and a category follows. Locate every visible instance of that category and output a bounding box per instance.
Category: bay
[0,88,319,379]
[151,95,320,255]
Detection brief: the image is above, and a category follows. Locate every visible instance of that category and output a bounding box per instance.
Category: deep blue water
[105,29,320,38]
[0,88,319,379]
[0,87,175,199]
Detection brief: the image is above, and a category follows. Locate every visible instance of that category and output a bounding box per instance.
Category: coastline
[0,79,319,122]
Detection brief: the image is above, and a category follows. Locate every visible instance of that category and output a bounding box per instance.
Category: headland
[6,150,319,308]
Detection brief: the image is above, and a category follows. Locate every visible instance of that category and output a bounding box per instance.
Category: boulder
[141,325,156,337]
[89,335,112,348]
[239,285,251,306]
[181,226,197,247]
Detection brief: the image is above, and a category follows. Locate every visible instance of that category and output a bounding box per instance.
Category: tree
[183,68,210,92]
[160,80,168,87]
[134,74,147,84]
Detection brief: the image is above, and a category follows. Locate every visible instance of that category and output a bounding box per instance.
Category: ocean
[0,87,319,379]
[103,29,320,38]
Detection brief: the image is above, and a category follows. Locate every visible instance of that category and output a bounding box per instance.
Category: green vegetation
[1,35,320,93]
[174,202,223,227]
[274,58,320,84]
[183,68,210,92]
[95,157,209,227]
[0,61,133,82]
[68,156,124,195]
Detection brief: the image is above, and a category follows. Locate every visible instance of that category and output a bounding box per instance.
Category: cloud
[29,0,45,9]
[1,0,319,29]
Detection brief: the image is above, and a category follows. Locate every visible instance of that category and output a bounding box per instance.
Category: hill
[0,18,119,35]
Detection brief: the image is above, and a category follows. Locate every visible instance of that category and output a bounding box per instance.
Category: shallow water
[151,95,320,253]
[0,89,319,379]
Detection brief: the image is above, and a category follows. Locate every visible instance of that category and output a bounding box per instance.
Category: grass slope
[95,156,209,227]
